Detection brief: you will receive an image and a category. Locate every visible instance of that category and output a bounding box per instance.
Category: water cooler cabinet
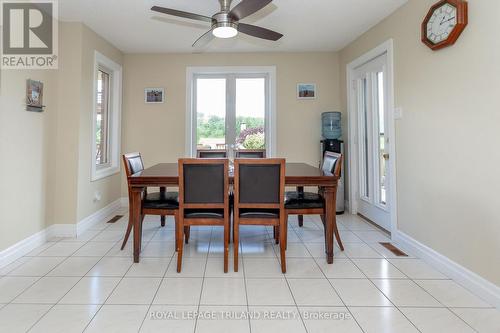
[321,139,345,214]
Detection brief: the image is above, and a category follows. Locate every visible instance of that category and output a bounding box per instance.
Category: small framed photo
[145,88,165,103]
[297,83,316,100]
[26,79,44,112]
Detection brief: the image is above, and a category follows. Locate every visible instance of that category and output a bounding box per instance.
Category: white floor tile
[92,230,125,242]
[87,257,133,277]
[106,277,161,305]
[241,242,277,257]
[337,230,364,243]
[0,304,51,333]
[30,304,100,333]
[246,278,295,306]
[60,230,101,242]
[84,304,149,333]
[13,276,80,304]
[59,277,121,304]
[249,306,306,333]
[243,258,283,278]
[153,278,203,305]
[451,308,500,333]
[8,256,66,276]
[372,279,442,307]
[205,257,243,278]
[389,259,448,279]
[37,242,86,257]
[300,306,363,333]
[350,307,419,333]
[415,279,492,308]
[105,242,134,258]
[304,242,345,258]
[73,242,116,257]
[196,306,250,333]
[0,257,31,275]
[166,257,207,277]
[353,231,391,243]
[0,276,39,303]
[125,257,171,277]
[180,242,210,258]
[317,259,365,278]
[277,243,311,258]
[288,278,343,306]
[351,259,407,279]
[296,230,327,243]
[201,278,247,305]
[284,258,323,278]
[330,279,391,306]
[401,307,476,333]
[25,242,57,256]
[141,305,197,333]
[48,257,101,277]
[142,242,176,258]
[342,243,384,258]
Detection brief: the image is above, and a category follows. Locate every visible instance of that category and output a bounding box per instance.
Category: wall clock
[422,0,468,50]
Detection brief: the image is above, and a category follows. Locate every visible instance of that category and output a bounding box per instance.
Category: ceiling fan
[151,0,283,47]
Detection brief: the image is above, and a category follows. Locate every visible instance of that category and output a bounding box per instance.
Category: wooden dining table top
[129,162,339,187]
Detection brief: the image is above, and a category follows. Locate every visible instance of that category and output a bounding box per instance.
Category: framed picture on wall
[297,83,316,100]
[26,79,45,112]
[145,88,165,103]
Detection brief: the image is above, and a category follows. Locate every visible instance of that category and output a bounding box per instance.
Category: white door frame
[186,66,277,157]
[346,39,398,236]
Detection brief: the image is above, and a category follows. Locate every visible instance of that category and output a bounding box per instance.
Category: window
[91,51,122,181]
[186,67,276,157]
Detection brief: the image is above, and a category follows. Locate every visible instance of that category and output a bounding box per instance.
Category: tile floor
[0,211,498,333]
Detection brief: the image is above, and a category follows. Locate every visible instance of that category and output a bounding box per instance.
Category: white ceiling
[59,0,408,53]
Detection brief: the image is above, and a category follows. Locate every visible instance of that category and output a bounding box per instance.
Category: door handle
[383,153,389,160]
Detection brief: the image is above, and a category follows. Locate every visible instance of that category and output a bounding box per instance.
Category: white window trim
[185,66,277,157]
[91,51,122,181]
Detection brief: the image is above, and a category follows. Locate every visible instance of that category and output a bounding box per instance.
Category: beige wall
[0,69,57,250]
[0,22,124,252]
[339,0,500,285]
[122,52,340,195]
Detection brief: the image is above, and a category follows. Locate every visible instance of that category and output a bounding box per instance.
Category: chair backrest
[178,158,229,208]
[123,152,145,178]
[322,151,342,178]
[234,158,285,208]
[235,149,266,158]
[197,150,227,158]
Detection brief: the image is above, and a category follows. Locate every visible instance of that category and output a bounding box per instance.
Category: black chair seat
[239,209,279,219]
[143,192,179,209]
[284,191,324,209]
[184,209,224,219]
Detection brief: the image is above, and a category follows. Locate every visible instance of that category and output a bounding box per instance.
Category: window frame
[91,51,122,181]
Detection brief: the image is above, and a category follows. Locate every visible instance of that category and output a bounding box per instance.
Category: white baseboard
[0,198,123,270]
[0,228,49,268]
[77,198,123,235]
[393,230,500,309]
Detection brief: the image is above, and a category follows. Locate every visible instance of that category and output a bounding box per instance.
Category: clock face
[426,3,457,44]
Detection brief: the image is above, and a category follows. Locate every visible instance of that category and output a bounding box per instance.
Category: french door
[352,54,391,231]
[193,74,268,157]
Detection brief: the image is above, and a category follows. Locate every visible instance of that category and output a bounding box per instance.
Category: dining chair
[233,158,287,273]
[197,149,228,158]
[234,149,266,158]
[122,153,179,250]
[284,151,344,251]
[177,158,230,273]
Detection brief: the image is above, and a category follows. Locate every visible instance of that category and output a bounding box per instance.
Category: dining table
[128,162,340,265]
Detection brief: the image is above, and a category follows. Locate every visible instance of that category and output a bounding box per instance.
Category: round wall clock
[422,0,468,51]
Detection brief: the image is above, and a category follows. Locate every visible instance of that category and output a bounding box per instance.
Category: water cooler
[321,112,345,214]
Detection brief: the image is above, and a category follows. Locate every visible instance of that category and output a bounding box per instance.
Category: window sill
[91,165,120,182]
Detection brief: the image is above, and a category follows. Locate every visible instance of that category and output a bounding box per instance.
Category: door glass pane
[235,78,266,155]
[196,78,227,152]
[376,71,387,205]
[359,77,370,199]
[96,69,110,166]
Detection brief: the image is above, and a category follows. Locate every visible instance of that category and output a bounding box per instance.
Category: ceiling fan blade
[151,6,213,23]
[229,0,272,20]
[192,30,215,48]
[238,23,283,41]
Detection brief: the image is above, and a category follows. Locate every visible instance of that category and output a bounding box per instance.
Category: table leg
[131,187,144,263]
[323,186,337,264]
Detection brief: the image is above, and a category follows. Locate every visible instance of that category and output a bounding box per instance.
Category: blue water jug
[322,112,342,139]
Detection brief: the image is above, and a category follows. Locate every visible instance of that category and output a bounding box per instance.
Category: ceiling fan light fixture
[212,22,238,38]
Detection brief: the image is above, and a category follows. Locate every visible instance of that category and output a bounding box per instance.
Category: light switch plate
[394,107,403,120]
